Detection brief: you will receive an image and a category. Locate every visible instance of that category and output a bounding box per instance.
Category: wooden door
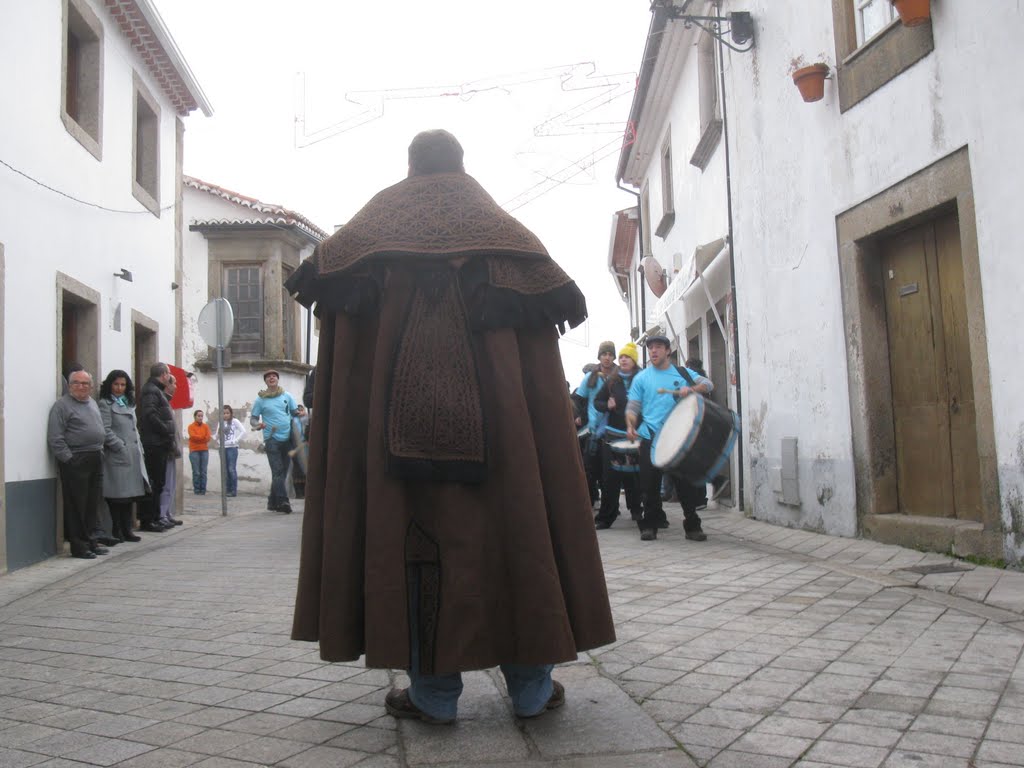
[881,213,981,520]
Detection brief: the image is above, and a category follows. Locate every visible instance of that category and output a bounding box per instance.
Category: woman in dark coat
[288,130,615,723]
[98,370,149,542]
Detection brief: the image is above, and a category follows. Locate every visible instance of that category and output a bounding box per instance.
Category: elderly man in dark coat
[288,130,615,724]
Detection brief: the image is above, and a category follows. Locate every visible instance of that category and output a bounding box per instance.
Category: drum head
[652,395,701,469]
[609,439,641,454]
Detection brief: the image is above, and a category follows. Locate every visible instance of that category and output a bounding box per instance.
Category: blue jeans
[224,447,238,495]
[189,450,209,493]
[406,571,554,720]
[264,438,291,507]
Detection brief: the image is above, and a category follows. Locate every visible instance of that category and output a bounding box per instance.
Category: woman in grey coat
[98,370,150,542]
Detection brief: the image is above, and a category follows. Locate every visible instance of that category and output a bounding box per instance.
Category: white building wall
[720,1,1024,545]
[180,187,317,495]
[1,0,183,485]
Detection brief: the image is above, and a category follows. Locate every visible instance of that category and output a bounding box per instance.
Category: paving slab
[5,497,1024,766]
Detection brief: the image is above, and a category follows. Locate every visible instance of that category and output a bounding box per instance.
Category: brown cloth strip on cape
[286,172,587,484]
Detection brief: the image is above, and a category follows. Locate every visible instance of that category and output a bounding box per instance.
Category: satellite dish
[641,256,667,297]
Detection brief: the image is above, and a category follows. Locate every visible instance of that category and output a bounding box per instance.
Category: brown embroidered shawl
[286,172,587,484]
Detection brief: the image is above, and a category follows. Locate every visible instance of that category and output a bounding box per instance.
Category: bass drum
[651,395,739,484]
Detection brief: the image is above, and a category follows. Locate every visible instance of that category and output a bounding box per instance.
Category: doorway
[132,310,158,390]
[881,213,981,521]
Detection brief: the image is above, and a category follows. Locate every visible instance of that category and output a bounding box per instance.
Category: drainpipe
[717,0,745,511]
[617,180,648,366]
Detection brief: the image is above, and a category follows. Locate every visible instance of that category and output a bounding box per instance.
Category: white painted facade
[615,1,1024,560]
[181,181,323,496]
[0,0,209,570]
[615,6,740,508]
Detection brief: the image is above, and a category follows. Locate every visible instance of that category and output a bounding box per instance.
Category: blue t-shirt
[628,366,710,441]
[575,372,609,437]
[251,391,298,442]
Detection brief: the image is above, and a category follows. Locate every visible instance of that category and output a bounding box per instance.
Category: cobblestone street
[2,495,1024,767]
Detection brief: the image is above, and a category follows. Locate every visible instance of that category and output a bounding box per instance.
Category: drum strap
[674,366,697,388]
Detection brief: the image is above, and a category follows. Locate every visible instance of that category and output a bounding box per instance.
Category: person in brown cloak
[287,129,615,723]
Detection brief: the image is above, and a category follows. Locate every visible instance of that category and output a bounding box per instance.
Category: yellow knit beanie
[619,342,639,365]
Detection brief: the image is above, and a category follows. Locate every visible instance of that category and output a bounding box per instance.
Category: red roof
[185,176,328,241]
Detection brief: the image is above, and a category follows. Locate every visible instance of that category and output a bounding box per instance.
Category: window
[690,31,723,170]
[132,72,161,215]
[854,0,896,46]
[61,0,103,159]
[224,266,263,357]
[655,136,676,238]
[832,0,933,112]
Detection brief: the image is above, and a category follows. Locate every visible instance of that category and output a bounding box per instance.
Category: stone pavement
[1,493,1024,767]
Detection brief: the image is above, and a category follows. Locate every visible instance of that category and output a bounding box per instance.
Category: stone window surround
[60,0,104,161]
[690,30,722,171]
[132,70,161,216]
[197,228,306,368]
[831,0,934,113]
[835,147,1000,555]
[655,132,676,239]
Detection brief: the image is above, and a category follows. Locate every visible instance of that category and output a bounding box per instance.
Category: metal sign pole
[217,344,227,518]
[198,296,235,519]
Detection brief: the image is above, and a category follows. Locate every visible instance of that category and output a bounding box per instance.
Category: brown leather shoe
[518,680,565,718]
[384,688,455,725]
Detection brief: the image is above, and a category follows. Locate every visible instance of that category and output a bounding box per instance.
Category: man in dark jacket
[137,363,176,532]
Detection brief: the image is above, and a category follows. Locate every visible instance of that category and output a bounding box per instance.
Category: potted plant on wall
[791,62,830,103]
[891,0,931,26]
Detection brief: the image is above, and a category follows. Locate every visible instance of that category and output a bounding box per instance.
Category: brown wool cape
[287,172,615,674]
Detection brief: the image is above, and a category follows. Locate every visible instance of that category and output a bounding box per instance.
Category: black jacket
[138,377,175,451]
[594,372,634,434]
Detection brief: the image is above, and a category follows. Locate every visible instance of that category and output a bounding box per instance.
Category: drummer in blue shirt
[625,335,713,542]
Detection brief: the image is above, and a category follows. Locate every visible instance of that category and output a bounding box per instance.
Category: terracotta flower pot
[792,63,830,103]
[892,0,930,27]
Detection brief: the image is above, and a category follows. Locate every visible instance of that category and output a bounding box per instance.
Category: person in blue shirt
[592,342,643,529]
[626,335,713,542]
[251,369,299,514]
[573,341,617,506]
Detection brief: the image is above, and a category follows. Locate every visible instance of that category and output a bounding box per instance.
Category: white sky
[156,0,654,381]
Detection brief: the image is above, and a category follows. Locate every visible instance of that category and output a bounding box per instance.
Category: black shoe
[72,551,97,560]
[595,520,612,530]
[267,501,279,511]
[139,522,165,533]
[685,530,708,542]
[121,533,141,542]
[640,529,657,541]
[90,546,109,555]
[97,536,119,547]
[658,520,669,529]
[279,503,292,514]
[167,517,183,526]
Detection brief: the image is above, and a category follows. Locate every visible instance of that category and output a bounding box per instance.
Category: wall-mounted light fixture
[654,1,755,52]
[114,268,133,282]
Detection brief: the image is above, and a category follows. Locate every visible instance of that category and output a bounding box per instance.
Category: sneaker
[385,688,454,725]
[640,529,657,541]
[517,680,566,718]
[685,530,708,542]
